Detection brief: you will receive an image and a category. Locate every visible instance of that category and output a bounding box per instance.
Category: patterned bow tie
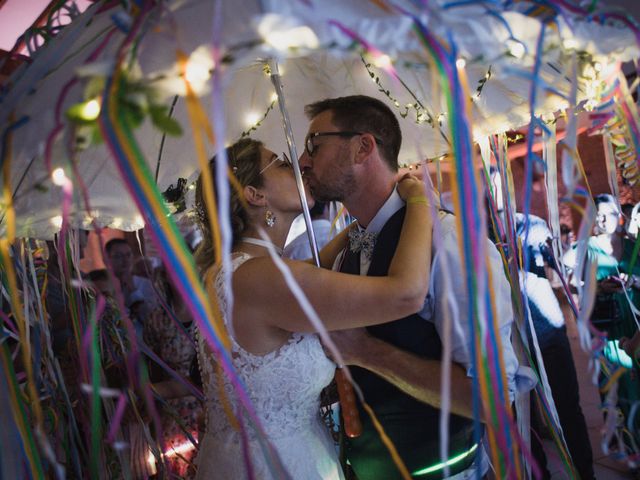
[348,229,378,260]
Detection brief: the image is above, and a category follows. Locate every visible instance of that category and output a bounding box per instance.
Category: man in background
[284,201,335,260]
[105,238,159,326]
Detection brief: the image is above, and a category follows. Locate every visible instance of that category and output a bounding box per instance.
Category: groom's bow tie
[348,229,378,260]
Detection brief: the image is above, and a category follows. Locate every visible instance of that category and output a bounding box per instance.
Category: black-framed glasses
[259,152,292,175]
[304,131,382,157]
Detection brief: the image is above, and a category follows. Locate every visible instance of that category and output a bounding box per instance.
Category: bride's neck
[237,223,289,256]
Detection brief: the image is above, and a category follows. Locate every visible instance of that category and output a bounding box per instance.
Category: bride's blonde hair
[194,138,264,274]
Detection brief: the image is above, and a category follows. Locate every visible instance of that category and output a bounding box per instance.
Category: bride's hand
[397,173,426,201]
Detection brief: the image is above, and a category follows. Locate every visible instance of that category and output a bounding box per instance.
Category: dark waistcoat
[340,207,478,480]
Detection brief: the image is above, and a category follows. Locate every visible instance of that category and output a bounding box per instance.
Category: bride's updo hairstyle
[194,138,264,274]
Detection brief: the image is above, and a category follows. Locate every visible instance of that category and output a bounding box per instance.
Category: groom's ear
[244,185,267,207]
[354,133,377,164]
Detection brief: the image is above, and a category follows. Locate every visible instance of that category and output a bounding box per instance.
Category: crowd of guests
[43,233,201,478]
[488,188,640,478]
[484,166,595,479]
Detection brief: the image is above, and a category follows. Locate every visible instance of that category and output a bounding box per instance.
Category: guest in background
[564,194,640,461]
[105,238,160,327]
[620,202,635,236]
[143,268,202,479]
[619,331,640,362]
[516,214,595,480]
[560,223,574,253]
[284,201,336,260]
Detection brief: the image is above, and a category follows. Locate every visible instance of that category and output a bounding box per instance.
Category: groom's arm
[327,329,482,422]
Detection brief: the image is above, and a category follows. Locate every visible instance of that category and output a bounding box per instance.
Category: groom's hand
[397,163,426,181]
[321,328,370,367]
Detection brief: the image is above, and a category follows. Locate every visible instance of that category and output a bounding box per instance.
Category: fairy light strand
[240,100,276,138]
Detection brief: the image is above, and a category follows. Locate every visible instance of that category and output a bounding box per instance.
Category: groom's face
[299,110,358,202]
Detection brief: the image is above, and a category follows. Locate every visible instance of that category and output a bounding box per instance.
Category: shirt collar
[360,186,404,235]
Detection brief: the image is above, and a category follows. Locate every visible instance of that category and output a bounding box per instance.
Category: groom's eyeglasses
[304,131,383,157]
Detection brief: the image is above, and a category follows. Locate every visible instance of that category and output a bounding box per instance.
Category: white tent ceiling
[1,0,638,238]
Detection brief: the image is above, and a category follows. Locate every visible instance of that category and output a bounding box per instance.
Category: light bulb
[51,168,67,186]
[245,112,261,126]
[80,99,101,121]
[373,54,392,69]
[185,60,210,86]
[509,42,525,59]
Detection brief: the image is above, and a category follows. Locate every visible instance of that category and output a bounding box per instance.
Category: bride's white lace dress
[195,254,344,480]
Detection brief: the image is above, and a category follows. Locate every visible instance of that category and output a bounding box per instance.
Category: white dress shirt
[284,219,334,260]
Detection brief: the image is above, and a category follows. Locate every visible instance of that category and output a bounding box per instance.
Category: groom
[299,95,525,479]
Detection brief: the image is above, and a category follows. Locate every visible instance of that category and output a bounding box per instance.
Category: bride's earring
[265,209,276,228]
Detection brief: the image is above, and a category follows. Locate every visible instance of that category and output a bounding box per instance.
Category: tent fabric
[0,0,638,238]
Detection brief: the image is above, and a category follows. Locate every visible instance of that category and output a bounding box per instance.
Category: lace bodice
[197,253,336,440]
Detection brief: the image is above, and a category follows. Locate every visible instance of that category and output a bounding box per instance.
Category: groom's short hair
[305,95,401,172]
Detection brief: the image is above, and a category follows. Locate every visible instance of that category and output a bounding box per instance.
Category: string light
[360,57,438,128]
[185,60,211,86]
[76,98,101,121]
[508,41,525,59]
[541,113,555,123]
[182,45,214,95]
[266,27,318,50]
[258,15,319,51]
[244,112,261,127]
[51,168,68,186]
[51,216,63,229]
[456,58,466,69]
[474,66,492,100]
[240,98,276,138]
[373,54,392,69]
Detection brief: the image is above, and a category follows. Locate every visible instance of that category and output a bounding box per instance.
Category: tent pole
[268,58,320,267]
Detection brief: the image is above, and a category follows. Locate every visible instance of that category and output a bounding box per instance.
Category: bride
[194,138,432,479]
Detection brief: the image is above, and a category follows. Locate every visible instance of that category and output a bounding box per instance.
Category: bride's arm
[317,224,353,269]
[296,223,353,268]
[234,175,433,333]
